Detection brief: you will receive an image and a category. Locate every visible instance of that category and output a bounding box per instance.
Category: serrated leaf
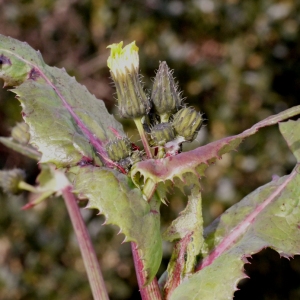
[0,34,124,168]
[131,135,243,189]
[0,137,41,160]
[163,187,204,296]
[171,168,300,300]
[131,105,300,190]
[279,118,300,162]
[67,165,162,282]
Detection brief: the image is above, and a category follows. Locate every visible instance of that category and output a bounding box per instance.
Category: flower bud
[151,61,182,121]
[150,122,175,146]
[11,122,30,144]
[107,41,151,119]
[172,107,203,142]
[0,169,26,195]
[105,137,132,162]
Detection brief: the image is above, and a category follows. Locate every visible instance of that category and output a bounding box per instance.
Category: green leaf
[0,137,41,160]
[163,187,204,296]
[163,186,204,272]
[131,135,243,190]
[0,34,124,168]
[131,105,300,191]
[279,118,300,162]
[171,168,300,300]
[68,165,162,282]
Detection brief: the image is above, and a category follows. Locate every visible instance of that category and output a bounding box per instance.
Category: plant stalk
[131,172,162,299]
[131,242,162,300]
[134,118,153,159]
[62,186,109,300]
[18,181,38,193]
[132,118,162,299]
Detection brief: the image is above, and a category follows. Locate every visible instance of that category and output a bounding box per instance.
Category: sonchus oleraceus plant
[1,35,300,300]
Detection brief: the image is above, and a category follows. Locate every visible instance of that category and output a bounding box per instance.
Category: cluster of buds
[150,61,203,152]
[107,41,203,169]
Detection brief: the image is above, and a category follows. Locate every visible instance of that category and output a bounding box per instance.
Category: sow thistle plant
[1,35,300,300]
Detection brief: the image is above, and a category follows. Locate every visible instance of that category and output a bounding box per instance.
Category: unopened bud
[150,123,175,146]
[107,41,151,119]
[106,138,132,162]
[151,61,181,121]
[11,122,30,144]
[172,107,203,141]
[0,169,26,195]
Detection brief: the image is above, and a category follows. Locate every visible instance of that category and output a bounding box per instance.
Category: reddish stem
[164,233,193,299]
[62,186,109,300]
[131,242,162,300]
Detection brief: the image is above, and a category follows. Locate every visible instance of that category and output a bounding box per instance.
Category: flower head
[107,41,139,76]
[107,41,151,119]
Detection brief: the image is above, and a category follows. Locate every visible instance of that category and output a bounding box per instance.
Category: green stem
[134,118,152,159]
[132,117,161,298]
[62,186,109,300]
[18,181,38,193]
[22,190,54,210]
[143,178,157,202]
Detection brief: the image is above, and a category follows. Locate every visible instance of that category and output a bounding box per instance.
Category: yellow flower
[107,41,151,119]
[107,41,139,76]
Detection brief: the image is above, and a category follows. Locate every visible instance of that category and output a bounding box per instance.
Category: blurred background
[0,0,300,299]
